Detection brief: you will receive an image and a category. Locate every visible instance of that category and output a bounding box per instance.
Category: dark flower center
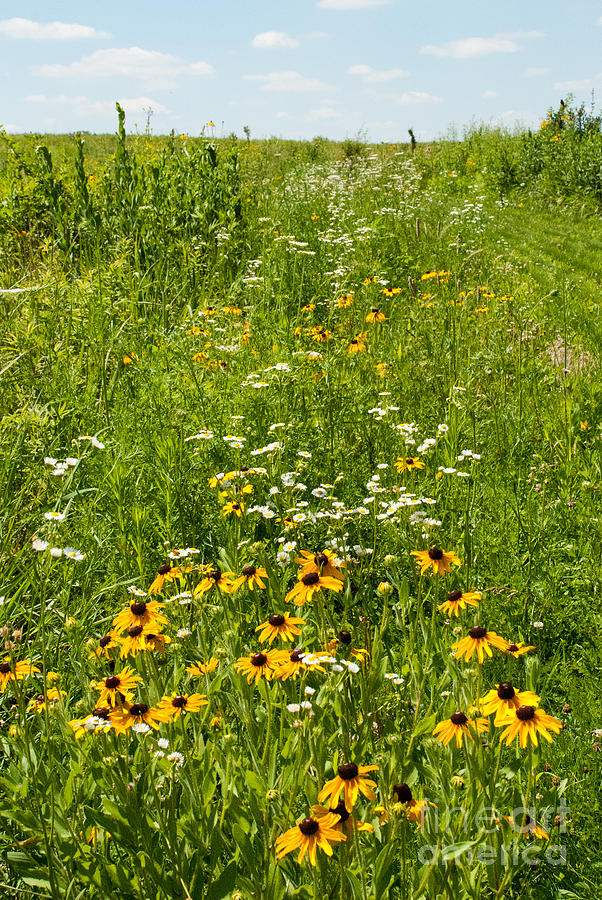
[330,800,350,821]
[516,705,536,721]
[497,682,515,700]
[131,602,147,616]
[242,565,256,577]
[129,625,144,638]
[240,466,249,472]
[393,783,413,803]
[171,695,188,709]
[508,643,519,653]
[0,662,11,675]
[269,614,285,627]
[406,458,414,465]
[232,503,241,510]
[428,548,443,560]
[130,703,149,716]
[99,635,112,648]
[469,626,487,640]
[299,818,319,836]
[92,707,110,719]
[251,653,267,667]
[315,553,329,567]
[302,572,320,586]
[450,712,468,726]
[371,308,379,313]
[158,563,171,575]
[447,589,463,603]
[338,630,352,645]
[290,650,304,663]
[105,676,120,689]
[208,569,221,581]
[337,762,359,780]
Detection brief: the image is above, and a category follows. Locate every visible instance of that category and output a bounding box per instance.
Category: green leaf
[207,860,237,900]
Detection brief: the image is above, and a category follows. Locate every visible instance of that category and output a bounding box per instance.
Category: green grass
[0,109,600,899]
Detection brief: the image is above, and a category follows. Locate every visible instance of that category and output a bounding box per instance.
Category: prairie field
[0,103,601,899]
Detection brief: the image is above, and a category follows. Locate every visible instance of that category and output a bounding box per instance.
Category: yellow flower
[234,650,280,684]
[365,308,387,323]
[275,814,346,866]
[156,692,208,720]
[109,702,171,734]
[481,683,540,725]
[392,783,430,828]
[311,802,373,834]
[347,334,367,354]
[69,707,112,739]
[148,563,184,595]
[318,762,379,812]
[92,666,142,707]
[116,623,166,658]
[88,634,119,659]
[186,657,218,676]
[411,547,461,576]
[222,500,244,518]
[273,648,320,680]
[503,641,535,658]
[499,705,562,748]
[285,571,344,606]
[27,687,66,713]
[394,456,425,473]
[432,712,489,748]
[255,612,305,644]
[295,549,344,581]
[194,567,235,597]
[438,589,481,617]
[112,599,167,634]
[451,626,510,664]
[0,659,40,692]
[232,565,268,591]
[504,814,549,839]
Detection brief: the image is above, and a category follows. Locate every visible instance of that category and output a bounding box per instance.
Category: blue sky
[1,1,601,140]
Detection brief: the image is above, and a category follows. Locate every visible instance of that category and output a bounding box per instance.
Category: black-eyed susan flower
[156,692,208,720]
[504,814,549,839]
[348,334,367,354]
[112,599,167,634]
[438,589,481,617]
[232,565,268,591]
[186,657,218,676]
[481,683,541,725]
[411,547,461,576]
[222,500,244,518]
[499,705,562,748]
[143,631,171,653]
[451,626,510,664]
[0,659,39,692]
[318,762,379,812]
[295,549,344,581]
[326,631,369,662]
[194,567,235,597]
[395,456,425,473]
[273,648,320,681]
[109,702,170,734]
[148,563,183,595]
[365,308,387,323]
[311,802,374,834]
[503,640,535,658]
[392,783,430,828]
[255,612,305,644]
[275,814,345,866]
[432,711,489,748]
[27,687,66,713]
[92,667,142,707]
[286,571,344,606]
[69,707,112,739]
[234,650,279,684]
[116,624,163,658]
[88,634,119,660]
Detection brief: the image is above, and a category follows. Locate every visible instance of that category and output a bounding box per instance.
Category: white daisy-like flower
[50,547,63,558]
[44,511,66,521]
[44,457,57,466]
[304,686,315,696]
[63,548,85,561]
[300,701,313,710]
[311,488,327,498]
[176,628,192,639]
[158,738,169,749]
[167,751,184,766]
[133,723,151,734]
[297,450,312,458]
[32,538,49,552]
[438,424,449,432]
[287,703,301,713]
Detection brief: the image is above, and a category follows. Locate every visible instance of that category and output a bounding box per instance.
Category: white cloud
[482,89,499,99]
[1,123,22,133]
[553,75,602,91]
[393,91,442,105]
[421,32,542,59]
[24,94,168,117]
[307,105,343,120]
[252,31,299,49]
[522,67,551,77]
[597,16,602,24]
[348,64,409,83]
[34,47,214,89]
[245,70,334,92]
[317,0,390,8]
[0,17,109,39]
[492,109,540,130]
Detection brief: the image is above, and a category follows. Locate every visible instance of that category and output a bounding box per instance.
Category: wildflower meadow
[0,101,600,899]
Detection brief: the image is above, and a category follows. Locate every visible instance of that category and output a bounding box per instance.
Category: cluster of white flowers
[44,456,79,476]
[185,429,214,441]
